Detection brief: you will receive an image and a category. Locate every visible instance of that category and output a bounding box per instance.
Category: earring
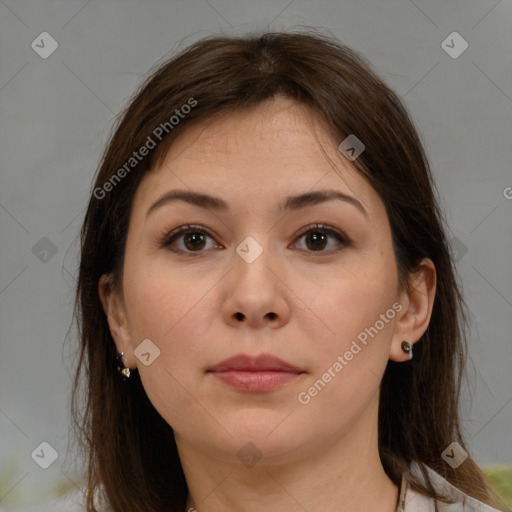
[401,341,413,360]
[116,352,131,380]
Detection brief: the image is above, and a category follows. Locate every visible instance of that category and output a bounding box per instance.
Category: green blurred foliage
[484,465,512,511]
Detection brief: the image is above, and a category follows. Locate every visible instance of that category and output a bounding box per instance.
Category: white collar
[396,461,502,512]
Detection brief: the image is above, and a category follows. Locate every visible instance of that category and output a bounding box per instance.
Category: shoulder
[401,461,503,512]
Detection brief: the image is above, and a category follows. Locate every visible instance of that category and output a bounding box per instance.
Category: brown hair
[70,29,506,511]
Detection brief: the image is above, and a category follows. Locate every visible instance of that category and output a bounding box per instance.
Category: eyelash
[159,223,351,256]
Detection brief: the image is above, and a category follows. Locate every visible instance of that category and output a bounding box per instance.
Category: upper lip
[207,354,304,373]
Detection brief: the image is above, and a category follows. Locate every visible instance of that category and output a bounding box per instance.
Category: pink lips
[207,354,305,392]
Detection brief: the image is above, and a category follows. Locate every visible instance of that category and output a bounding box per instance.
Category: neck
[179,395,399,512]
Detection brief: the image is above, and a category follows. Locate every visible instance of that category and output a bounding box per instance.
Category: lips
[207,353,303,373]
[207,354,305,392]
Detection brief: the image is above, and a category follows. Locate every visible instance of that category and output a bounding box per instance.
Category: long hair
[71,29,506,511]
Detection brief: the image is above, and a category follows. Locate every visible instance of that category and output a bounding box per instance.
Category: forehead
[132,97,380,218]
[168,97,338,161]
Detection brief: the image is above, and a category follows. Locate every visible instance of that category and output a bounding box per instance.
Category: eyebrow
[146,189,367,218]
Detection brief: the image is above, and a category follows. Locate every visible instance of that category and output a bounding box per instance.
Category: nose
[221,241,291,329]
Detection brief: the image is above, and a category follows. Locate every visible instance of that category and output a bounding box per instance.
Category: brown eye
[161,225,218,254]
[304,231,328,251]
[293,224,350,253]
[182,232,207,251]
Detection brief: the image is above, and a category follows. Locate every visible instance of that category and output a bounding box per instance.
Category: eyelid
[159,224,215,248]
[293,223,350,243]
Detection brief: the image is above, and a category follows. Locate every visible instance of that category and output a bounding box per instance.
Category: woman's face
[103,97,417,465]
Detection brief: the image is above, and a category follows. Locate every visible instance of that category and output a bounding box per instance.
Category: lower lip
[210,370,303,392]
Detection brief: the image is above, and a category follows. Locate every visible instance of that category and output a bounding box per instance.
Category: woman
[71,30,507,512]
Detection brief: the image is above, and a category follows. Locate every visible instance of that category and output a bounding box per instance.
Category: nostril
[235,312,244,321]
[267,312,277,320]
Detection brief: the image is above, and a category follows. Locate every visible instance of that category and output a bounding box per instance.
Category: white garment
[399,461,504,512]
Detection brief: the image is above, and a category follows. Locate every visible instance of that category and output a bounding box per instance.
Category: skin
[99,96,436,512]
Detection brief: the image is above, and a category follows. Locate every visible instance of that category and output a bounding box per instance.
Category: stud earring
[401,341,413,360]
[116,352,131,380]
[402,341,412,360]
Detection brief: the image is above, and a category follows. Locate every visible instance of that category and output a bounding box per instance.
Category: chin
[227,421,311,462]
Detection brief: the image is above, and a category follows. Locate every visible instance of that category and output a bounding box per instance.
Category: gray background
[1,0,511,509]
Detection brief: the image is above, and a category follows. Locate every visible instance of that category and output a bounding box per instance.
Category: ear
[98,274,134,368]
[389,258,437,362]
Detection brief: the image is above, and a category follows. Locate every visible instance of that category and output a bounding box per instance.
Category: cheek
[296,258,397,413]
[304,250,397,345]
[297,283,396,419]
[124,250,185,327]
[123,257,216,369]
[122,265,213,427]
